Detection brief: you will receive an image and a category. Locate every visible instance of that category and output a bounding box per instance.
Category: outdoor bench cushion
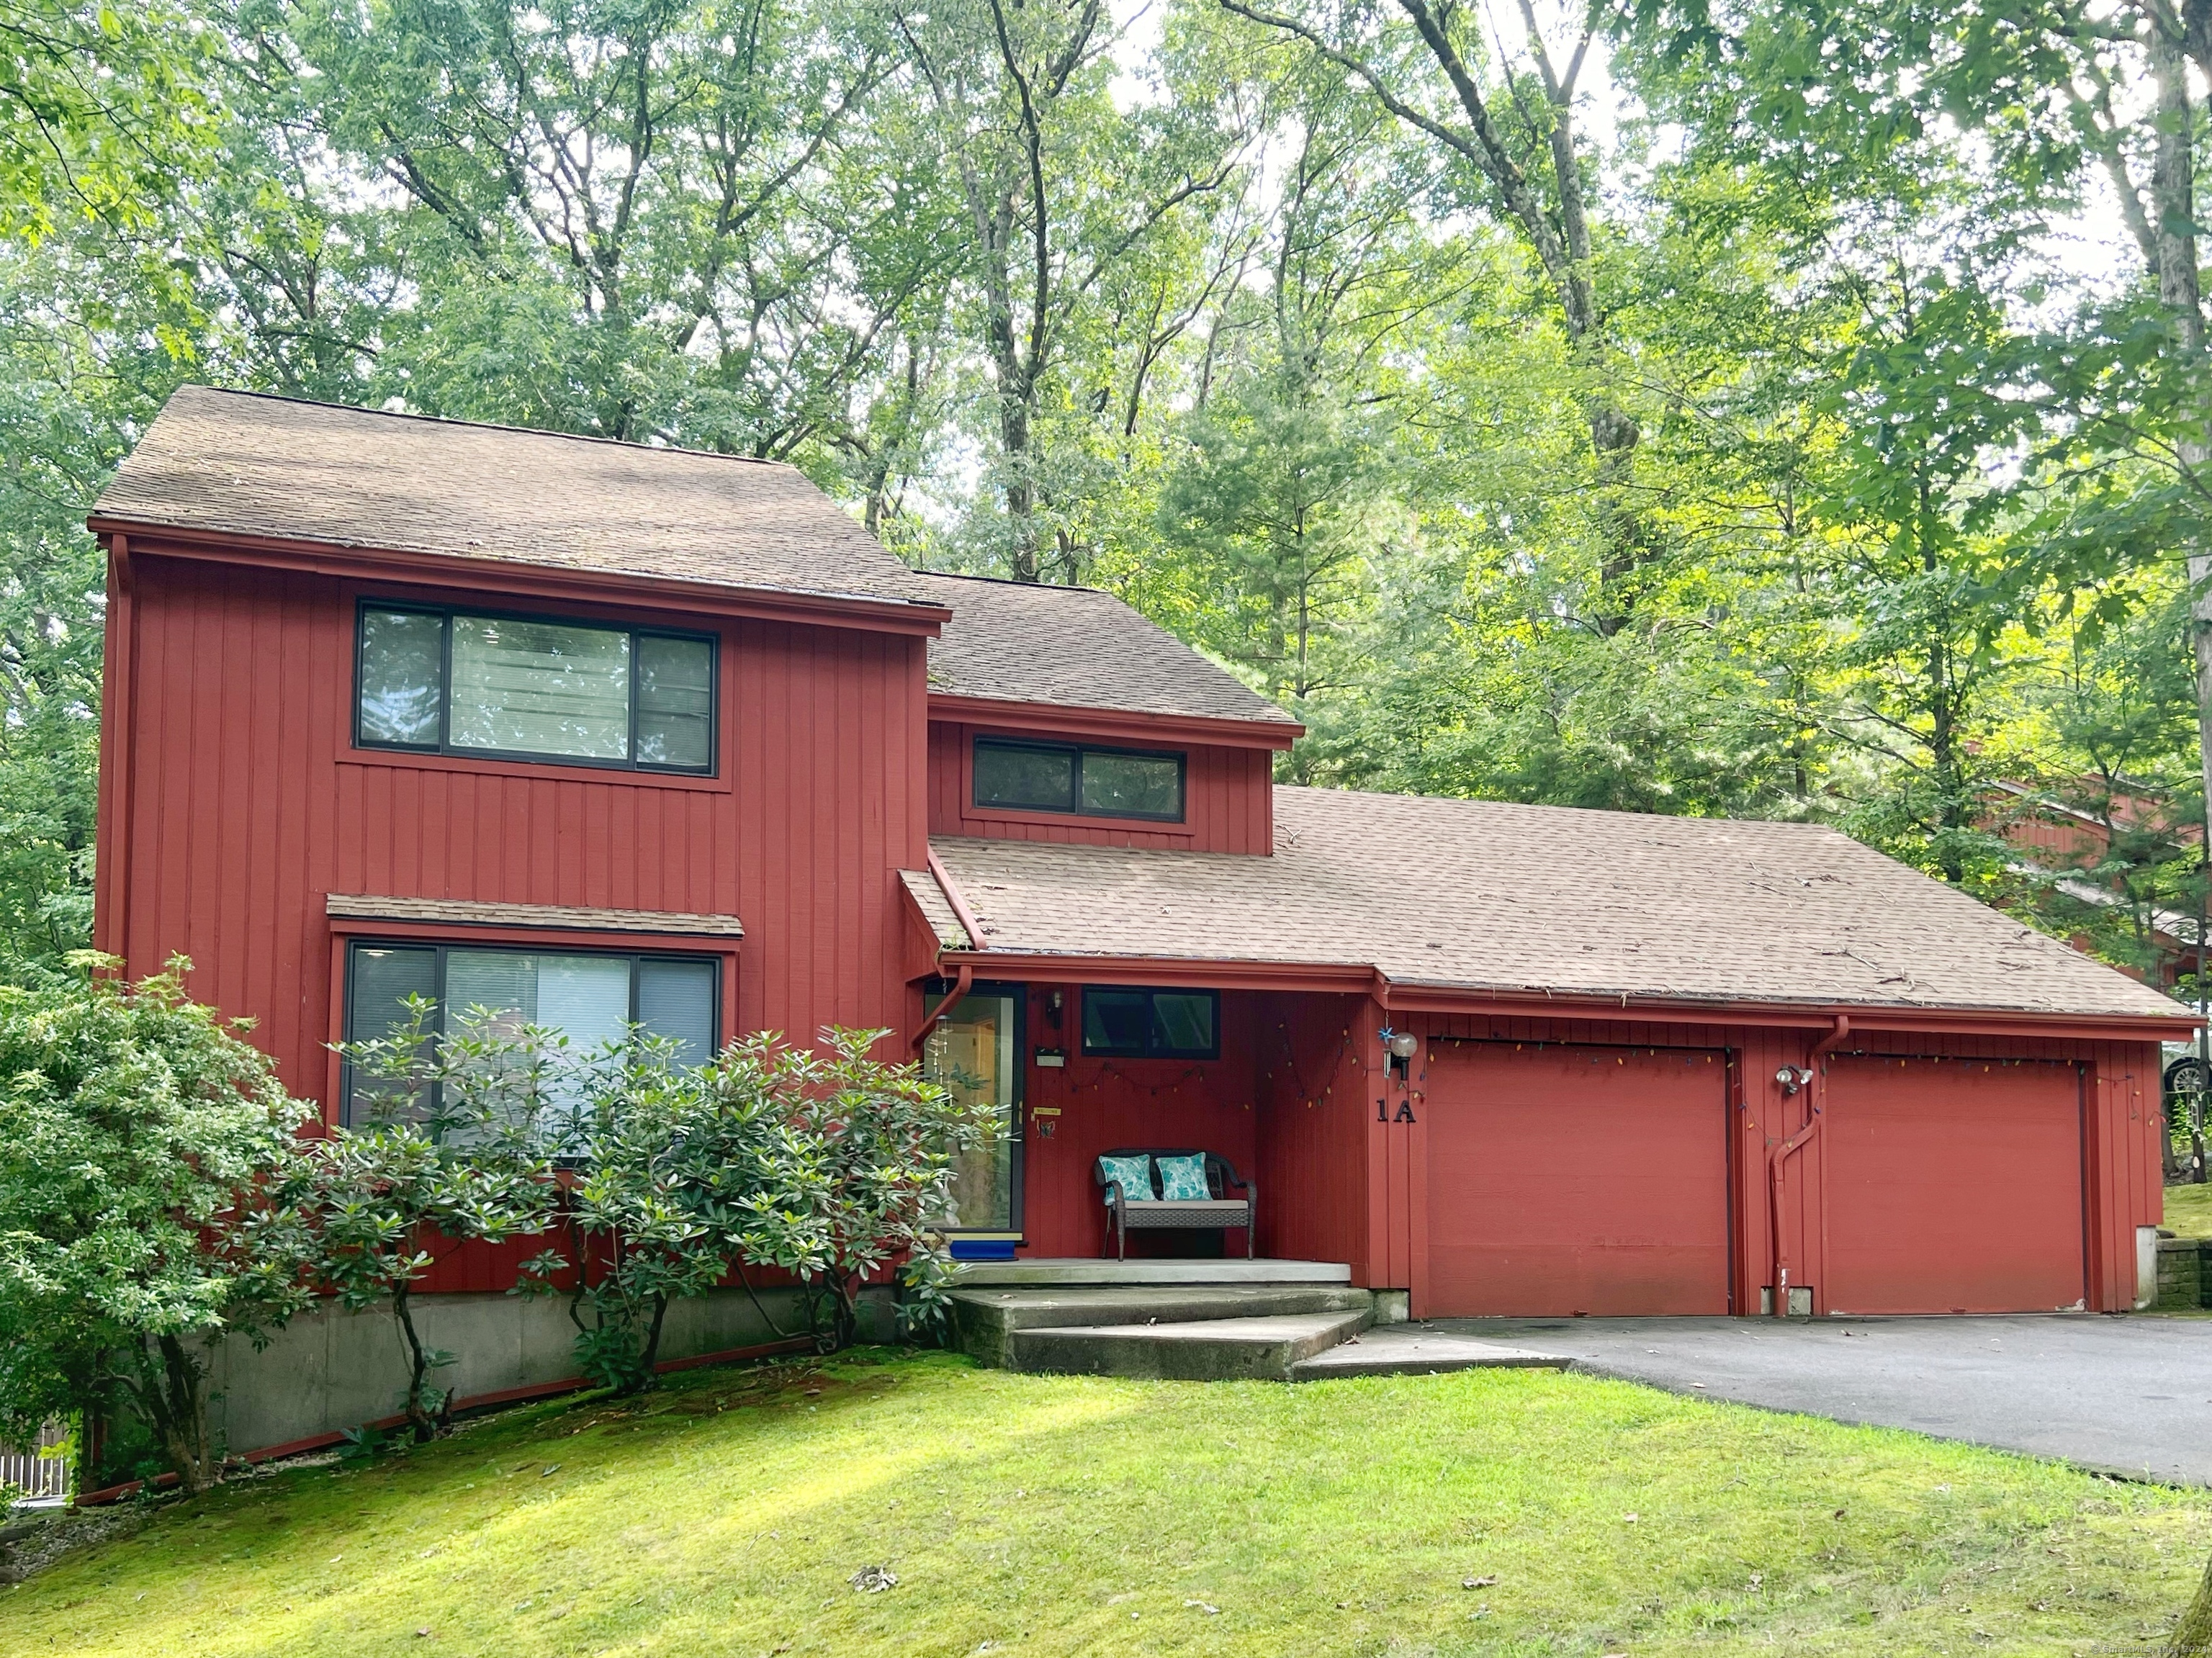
[1154,1153,1211,1200]
[1098,1153,1157,1206]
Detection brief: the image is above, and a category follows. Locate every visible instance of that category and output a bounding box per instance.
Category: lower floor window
[342,940,719,1124]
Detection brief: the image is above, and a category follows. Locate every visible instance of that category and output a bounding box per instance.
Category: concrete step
[1289,1325,1571,1382]
[950,1284,1374,1369]
[956,1257,1351,1287]
[1011,1311,1372,1382]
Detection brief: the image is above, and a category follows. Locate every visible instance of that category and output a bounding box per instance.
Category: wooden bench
[1094,1148,1256,1260]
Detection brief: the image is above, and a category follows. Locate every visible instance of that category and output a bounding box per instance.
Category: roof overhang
[94,518,953,638]
[920,947,2200,1040]
[927,692,1301,750]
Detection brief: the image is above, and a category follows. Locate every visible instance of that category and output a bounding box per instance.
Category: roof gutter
[909,962,974,1056]
[1769,1013,1849,1318]
[927,844,990,953]
[927,692,1302,751]
[88,518,954,639]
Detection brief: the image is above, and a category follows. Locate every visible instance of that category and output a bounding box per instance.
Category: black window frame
[340,938,723,1126]
[1079,985,1221,1060]
[971,736,1187,823]
[353,599,719,775]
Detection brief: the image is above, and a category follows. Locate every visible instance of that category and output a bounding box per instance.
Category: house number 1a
[1377,1098,1417,1124]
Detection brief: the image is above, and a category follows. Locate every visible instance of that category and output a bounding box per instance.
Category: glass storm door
[923,989,1020,1235]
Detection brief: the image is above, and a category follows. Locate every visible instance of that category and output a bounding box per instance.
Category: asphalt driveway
[1435,1313,2212,1485]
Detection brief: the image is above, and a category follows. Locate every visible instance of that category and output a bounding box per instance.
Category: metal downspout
[1769,1013,1850,1317]
[909,846,990,1053]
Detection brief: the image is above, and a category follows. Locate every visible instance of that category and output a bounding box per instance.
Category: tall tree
[1215,0,1663,627]
[886,0,1249,579]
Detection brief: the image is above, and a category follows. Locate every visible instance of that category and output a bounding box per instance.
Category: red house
[89,388,2192,1395]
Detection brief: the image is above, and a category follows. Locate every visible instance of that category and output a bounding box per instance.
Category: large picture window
[341,941,719,1124]
[971,737,1184,821]
[1081,986,1219,1060]
[356,603,716,773]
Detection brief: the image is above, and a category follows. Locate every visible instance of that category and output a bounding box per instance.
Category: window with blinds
[341,941,719,1126]
[355,603,715,773]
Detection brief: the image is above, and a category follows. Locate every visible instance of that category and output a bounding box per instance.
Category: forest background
[3,0,2209,998]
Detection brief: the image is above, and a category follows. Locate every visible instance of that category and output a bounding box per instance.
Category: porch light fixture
[1386,1031,1419,1060]
[1776,1065,1812,1096]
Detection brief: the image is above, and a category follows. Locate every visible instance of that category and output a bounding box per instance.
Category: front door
[922,985,1024,1253]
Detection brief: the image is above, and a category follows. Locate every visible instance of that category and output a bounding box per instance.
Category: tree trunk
[136,1334,216,1495]
[624,1293,672,1394]
[391,1281,442,1443]
[1589,401,1644,634]
[2167,1550,2212,1658]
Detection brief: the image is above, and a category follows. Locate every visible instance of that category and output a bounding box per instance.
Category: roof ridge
[1274,783,1844,834]
[168,384,792,469]
[910,567,1111,597]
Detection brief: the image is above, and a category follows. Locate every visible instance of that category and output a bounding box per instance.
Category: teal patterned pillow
[1099,1154,1156,1207]
[1156,1154,1210,1202]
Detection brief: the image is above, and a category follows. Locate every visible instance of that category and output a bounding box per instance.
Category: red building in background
[91,387,2194,1361]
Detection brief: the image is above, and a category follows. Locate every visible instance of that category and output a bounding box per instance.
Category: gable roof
[916,572,1298,729]
[95,386,936,610]
[918,786,2190,1022]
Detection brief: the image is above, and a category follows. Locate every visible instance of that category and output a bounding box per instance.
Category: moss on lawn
[3,1350,2206,1656]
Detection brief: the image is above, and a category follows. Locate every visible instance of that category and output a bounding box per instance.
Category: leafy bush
[0,954,318,1493]
[338,1014,1000,1395]
[298,1000,560,1440]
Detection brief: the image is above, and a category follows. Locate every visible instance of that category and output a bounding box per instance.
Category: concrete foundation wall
[203,1286,858,1457]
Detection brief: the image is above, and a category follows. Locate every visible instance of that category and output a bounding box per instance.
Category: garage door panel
[1425,1045,1729,1317]
[1825,1057,2084,1315]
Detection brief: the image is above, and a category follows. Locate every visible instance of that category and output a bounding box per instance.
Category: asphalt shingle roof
[919,786,2189,1020]
[96,386,937,608]
[917,572,1298,727]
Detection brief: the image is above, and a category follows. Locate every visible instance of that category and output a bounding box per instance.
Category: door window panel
[925,991,1018,1231]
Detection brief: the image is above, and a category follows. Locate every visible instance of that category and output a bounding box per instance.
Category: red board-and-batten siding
[926,718,1276,853]
[94,544,934,1123]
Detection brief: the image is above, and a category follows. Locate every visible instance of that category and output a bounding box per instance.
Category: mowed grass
[2164,1180,2212,1240]
[4,1351,2209,1657]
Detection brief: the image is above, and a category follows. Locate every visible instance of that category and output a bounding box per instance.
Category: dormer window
[972,736,1184,821]
[355,602,715,773]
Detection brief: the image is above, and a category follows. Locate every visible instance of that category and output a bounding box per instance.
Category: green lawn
[2167,1181,2212,1240]
[4,1350,2208,1657]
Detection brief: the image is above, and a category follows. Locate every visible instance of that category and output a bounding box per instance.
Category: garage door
[1425,1044,1730,1316]
[1824,1056,2085,1315]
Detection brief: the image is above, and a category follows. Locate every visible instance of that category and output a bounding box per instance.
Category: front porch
[923,981,1386,1272]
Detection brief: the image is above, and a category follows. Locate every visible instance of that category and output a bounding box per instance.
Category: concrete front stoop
[948,1280,1571,1382]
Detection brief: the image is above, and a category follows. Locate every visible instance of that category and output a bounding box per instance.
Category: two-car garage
[1421,1041,2091,1318]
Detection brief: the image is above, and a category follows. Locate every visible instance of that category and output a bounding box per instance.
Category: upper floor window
[972,737,1184,821]
[356,603,716,773]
